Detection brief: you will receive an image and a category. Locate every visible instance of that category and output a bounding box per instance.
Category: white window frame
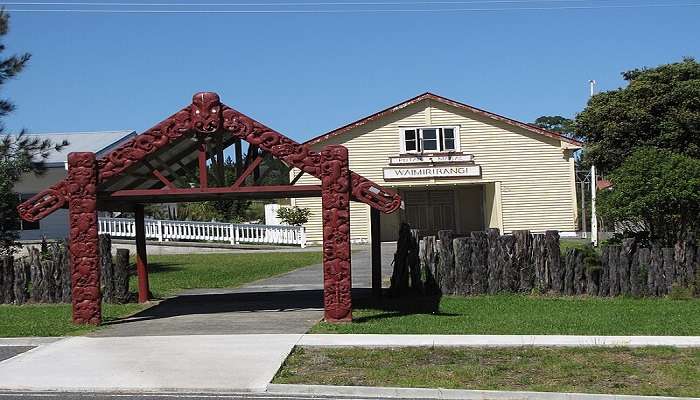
[399,126,461,154]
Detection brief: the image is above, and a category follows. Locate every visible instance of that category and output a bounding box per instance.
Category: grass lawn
[0,251,321,337]
[311,294,700,336]
[274,346,700,397]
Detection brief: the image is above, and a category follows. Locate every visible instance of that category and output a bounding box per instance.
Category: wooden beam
[290,170,305,185]
[231,155,264,189]
[370,207,382,297]
[134,204,150,303]
[235,139,243,177]
[103,185,322,201]
[198,140,208,189]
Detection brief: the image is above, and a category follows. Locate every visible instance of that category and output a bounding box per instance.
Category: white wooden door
[403,190,455,235]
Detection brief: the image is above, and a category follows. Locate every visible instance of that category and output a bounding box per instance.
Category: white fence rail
[98,218,306,248]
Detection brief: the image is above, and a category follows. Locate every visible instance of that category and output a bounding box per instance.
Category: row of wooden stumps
[0,236,131,305]
[389,225,698,298]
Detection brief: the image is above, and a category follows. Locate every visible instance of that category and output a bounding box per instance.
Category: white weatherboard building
[291,93,583,243]
[13,130,136,241]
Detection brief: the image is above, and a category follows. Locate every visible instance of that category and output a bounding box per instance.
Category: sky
[2,1,699,144]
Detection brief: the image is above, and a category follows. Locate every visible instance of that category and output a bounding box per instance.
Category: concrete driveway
[0,243,397,393]
[91,243,396,337]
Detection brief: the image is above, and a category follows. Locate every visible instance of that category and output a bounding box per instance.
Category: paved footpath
[0,244,395,393]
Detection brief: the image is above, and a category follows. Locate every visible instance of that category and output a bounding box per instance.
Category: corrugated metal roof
[12,130,136,165]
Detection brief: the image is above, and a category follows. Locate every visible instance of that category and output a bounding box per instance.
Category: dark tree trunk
[437,230,454,295]
[608,245,621,297]
[619,238,635,296]
[637,247,651,297]
[1,256,14,304]
[487,228,501,294]
[599,246,610,296]
[513,230,533,292]
[649,245,664,296]
[453,237,471,296]
[564,249,575,295]
[114,248,131,303]
[100,234,115,303]
[545,230,562,293]
[532,234,548,293]
[470,231,488,294]
[420,236,439,295]
[662,247,675,293]
[408,229,422,293]
[499,235,516,292]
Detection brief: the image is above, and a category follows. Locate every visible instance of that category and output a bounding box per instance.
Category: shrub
[276,206,311,226]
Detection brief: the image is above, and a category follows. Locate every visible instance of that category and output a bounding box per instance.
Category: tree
[276,206,311,226]
[532,116,577,139]
[575,58,700,173]
[0,9,66,255]
[597,148,700,245]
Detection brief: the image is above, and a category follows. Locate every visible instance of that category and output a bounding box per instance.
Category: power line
[0,0,614,5]
[4,2,700,12]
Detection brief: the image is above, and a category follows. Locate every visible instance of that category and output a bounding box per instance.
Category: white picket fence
[98,217,306,248]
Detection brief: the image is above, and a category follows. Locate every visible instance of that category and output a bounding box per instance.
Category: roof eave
[304,92,584,148]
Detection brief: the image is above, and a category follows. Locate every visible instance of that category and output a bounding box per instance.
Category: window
[400,126,460,154]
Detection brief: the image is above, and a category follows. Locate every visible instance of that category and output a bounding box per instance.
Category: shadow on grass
[101,287,450,327]
[350,291,458,324]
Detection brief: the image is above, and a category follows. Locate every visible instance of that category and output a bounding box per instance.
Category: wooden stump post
[608,245,621,297]
[487,228,500,294]
[499,235,516,292]
[114,248,130,303]
[564,249,576,295]
[545,230,562,293]
[420,236,439,295]
[437,230,454,295]
[0,256,14,304]
[470,231,488,294]
[513,230,533,292]
[619,238,635,296]
[532,234,548,293]
[637,247,651,297]
[453,237,472,296]
[99,234,114,303]
[599,246,610,296]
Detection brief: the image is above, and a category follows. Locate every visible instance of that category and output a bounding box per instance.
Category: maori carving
[67,152,101,325]
[351,172,402,214]
[17,181,69,222]
[19,92,401,222]
[321,145,352,322]
[221,105,402,212]
[16,91,403,326]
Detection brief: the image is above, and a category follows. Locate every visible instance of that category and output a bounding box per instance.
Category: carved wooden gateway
[18,92,401,325]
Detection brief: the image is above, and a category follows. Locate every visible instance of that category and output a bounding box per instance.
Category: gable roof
[15,130,136,166]
[305,92,583,148]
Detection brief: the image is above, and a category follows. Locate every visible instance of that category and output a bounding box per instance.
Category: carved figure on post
[67,152,101,325]
[321,145,352,322]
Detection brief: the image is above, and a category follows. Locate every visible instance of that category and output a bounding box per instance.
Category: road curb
[297,334,700,348]
[266,384,698,400]
[0,337,64,347]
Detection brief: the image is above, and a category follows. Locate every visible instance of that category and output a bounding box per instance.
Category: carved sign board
[383,165,481,180]
[389,154,474,165]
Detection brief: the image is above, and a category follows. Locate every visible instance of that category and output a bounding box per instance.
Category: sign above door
[384,152,481,180]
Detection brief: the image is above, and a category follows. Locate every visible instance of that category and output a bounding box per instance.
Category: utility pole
[589,79,599,246]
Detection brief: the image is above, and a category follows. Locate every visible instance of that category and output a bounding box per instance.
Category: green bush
[598,148,700,246]
[276,206,311,226]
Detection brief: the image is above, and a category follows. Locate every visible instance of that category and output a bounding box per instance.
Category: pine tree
[0,9,66,255]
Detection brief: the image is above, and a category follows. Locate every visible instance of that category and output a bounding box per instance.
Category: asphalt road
[0,347,34,363]
[0,393,425,400]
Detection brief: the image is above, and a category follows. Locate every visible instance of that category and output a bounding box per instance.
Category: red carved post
[67,152,101,325]
[320,145,352,322]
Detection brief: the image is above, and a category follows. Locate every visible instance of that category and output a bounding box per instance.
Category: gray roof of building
[13,130,136,166]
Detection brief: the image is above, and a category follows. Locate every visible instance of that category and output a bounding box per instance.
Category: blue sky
[2,1,699,143]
